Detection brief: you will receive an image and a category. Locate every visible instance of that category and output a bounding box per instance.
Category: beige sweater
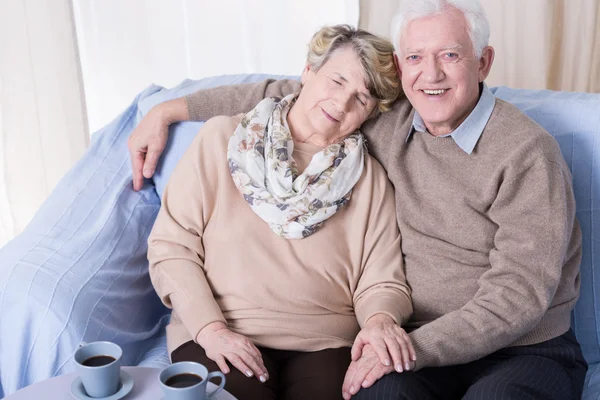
[184,79,582,370]
[148,114,413,355]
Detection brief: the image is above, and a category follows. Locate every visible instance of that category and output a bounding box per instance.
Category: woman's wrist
[364,313,395,327]
[196,320,227,345]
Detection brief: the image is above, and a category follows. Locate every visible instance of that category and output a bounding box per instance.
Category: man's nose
[422,56,445,83]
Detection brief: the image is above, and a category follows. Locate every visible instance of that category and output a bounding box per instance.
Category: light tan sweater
[148,114,413,355]
[184,79,582,370]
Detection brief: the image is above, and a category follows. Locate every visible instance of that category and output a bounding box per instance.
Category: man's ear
[393,52,402,80]
[478,46,495,82]
[301,63,311,85]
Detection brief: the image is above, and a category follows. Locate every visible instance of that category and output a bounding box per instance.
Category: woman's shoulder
[354,153,393,199]
[202,114,243,135]
[344,153,396,223]
[191,114,243,148]
[363,153,388,182]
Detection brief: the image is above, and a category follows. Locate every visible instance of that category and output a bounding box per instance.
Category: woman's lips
[322,108,339,122]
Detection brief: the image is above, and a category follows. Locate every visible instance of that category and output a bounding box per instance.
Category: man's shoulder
[361,95,414,167]
[489,99,552,141]
[483,99,565,165]
[363,95,414,138]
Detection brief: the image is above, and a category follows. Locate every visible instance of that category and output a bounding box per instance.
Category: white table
[5,366,236,400]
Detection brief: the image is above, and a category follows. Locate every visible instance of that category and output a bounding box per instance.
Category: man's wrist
[154,102,175,125]
[153,98,189,125]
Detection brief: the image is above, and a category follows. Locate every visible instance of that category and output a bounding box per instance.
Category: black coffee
[82,355,116,367]
[165,373,203,388]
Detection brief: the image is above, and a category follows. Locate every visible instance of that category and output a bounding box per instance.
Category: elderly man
[128,0,587,398]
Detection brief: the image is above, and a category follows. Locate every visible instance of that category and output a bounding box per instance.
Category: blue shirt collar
[408,83,496,154]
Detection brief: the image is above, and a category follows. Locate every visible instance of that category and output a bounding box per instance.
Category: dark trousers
[354,329,588,400]
[171,340,351,400]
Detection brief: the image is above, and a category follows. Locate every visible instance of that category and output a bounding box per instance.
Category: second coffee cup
[159,361,226,400]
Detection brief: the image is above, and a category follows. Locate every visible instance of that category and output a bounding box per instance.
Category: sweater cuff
[169,292,227,342]
[409,329,440,371]
[355,292,412,328]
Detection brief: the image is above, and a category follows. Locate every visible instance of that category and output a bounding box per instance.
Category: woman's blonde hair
[306,25,402,114]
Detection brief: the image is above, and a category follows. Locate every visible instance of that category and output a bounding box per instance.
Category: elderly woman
[147,25,412,399]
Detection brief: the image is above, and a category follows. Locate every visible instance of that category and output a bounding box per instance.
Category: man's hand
[352,314,416,373]
[128,98,188,191]
[342,344,395,399]
[196,321,269,383]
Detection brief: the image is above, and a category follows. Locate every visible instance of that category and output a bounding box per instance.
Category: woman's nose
[332,92,352,113]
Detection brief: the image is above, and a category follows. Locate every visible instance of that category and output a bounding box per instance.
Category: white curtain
[0,0,88,247]
[72,0,360,134]
[482,0,600,92]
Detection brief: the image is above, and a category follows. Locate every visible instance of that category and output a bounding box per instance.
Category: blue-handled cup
[159,361,226,400]
[74,341,122,398]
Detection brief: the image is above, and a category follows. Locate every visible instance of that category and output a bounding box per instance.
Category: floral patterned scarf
[227,93,365,239]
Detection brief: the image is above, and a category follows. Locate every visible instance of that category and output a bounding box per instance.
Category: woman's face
[293,46,377,144]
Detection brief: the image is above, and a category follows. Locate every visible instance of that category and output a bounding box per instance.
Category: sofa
[0,74,599,398]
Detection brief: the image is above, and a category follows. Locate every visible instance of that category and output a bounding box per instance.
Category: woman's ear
[301,63,312,85]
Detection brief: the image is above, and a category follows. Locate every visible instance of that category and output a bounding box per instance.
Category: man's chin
[416,113,450,128]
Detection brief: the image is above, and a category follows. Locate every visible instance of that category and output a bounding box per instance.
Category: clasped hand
[342,314,416,399]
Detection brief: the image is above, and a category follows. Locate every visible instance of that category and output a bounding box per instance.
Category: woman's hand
[351,314,416,373]
[342,344,394,400]
[196,321,269,383]
[128,98,188,191]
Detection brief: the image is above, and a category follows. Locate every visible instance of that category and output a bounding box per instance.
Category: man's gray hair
[390,0,490,58]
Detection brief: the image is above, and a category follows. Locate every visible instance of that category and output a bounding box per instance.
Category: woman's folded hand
[195,321,269,383]
[352,313,416,373]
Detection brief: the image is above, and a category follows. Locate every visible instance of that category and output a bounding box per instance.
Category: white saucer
[71,370,134,400]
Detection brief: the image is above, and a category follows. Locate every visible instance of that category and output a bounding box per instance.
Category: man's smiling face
[396,6,494,136]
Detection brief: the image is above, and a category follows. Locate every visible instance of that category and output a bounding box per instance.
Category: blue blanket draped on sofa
[0,74,599,398]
